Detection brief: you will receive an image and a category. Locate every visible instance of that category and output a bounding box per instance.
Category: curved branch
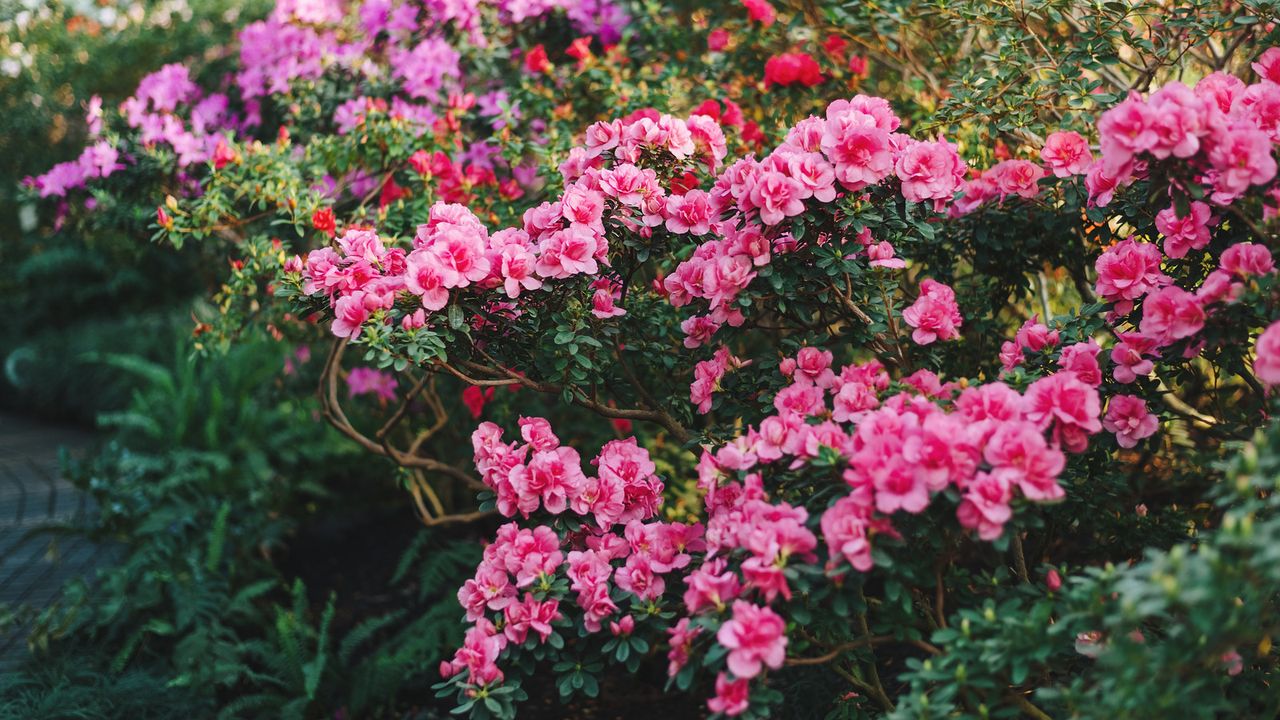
[318,339,485,490]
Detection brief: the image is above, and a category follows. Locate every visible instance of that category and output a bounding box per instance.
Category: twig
[1007,691,1054,720]
[1012,533,1031,583]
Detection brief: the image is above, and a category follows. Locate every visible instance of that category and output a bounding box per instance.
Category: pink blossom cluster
[345,366,399,401]
[31,63,233,196]
[296,111,731,338]
[471,418,665,524]
[902,278,963,345]
[444,350,1108,709]
[664,95,968,347]
[1089,228,1275,378]
[690,347,750,414]
[951,158,1048,216]
[1091,72,1280,206]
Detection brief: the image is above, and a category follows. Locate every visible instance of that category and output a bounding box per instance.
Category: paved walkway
[0,413,105,670]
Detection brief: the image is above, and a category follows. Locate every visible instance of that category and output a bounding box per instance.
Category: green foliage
[0,0,269,338]
[890,420,1280,719]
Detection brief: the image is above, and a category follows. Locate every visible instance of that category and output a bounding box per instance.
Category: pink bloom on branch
[668,618,701,677]
[988,159,1046,200]
[503,593,561,645]
[1023,372,1103,453]
[665,189,715,235]
[332,292,371,338]
[1103,395,1159,449]
[748,170,807,225]
[866,240,906,269]
[708,673,751,716]
[346,367,398,402]
[1058,341,1102,386]
[821,111,893,190]
[1094,239,1170,315]
[1154,201,1212,259]
[404,250,451,311]
[763,53,823,88]
[1139,286,1205,346]
[1255,320,1280,386]
[895,137,967,203]
[1097,92,1157,168]
[1220,242,1276,278]
[1110,332,1159,384]
[821,494,875,572]
[1208,122,1277,196]
[1252,47,1280,83]
[707,28,730,52]
[1040,131,1093,177]
[1196,72,1245,113]
[742,0,776,26]
[716,601,787,679]
[957,472,1013,540]
[984,421,1065,501]
[902,279,963,345]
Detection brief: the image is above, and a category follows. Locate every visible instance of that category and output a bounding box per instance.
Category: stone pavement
[0,413,107,670]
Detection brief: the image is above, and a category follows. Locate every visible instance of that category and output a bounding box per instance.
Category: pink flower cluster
[690,347,750,414]
[1092,74,1280,206]
[472,418,664,525]
[297,112,731,339]
[445,349,1108,709]
[902,278,963,345]
[664,95,968,346]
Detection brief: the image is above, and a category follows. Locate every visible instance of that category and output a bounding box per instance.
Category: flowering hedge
[23,0,1280,717]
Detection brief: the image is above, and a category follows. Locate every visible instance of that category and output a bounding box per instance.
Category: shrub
[23,0,1280,717]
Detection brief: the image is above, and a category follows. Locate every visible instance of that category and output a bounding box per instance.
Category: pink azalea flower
[1255,320,1280,386]
[665,189,715,235]
[1154,201,1212,259]
[1094,239,1170,315]
[716,601,787,679]
[902,279,963,344]
[821,111,893,190]
[1103,395,1159,449]
[895,137,966,202]
[1139,286,1205,346]
[1040,131,1094,177]
[1110,332,1159,384]
[707,673,751,716]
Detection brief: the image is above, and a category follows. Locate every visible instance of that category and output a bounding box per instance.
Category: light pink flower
[902,279,963,344]
[707,672,750,716]
[1023,372,1103,452]
[957,472,1013,540]
[984,421,1065,501]
[895,137,966,202]
[1139,286,1205,346]
[1040,131,1094,177]
[821,111,893,190]
[1103,395,1159,449]
[716,601,787,679]
[1255,320,1280,385]
[1095,239,1170,315]
[1154,201,1211,259]
[1110,332,1158,384]
[749,170,807,225]
[1253,47,1280,84]
[665,189,715,235]
[1209,122,1277,196]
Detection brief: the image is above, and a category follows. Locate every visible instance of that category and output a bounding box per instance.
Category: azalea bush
[19,0,1280,717]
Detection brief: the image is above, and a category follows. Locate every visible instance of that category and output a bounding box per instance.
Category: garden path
[0,413,107,670]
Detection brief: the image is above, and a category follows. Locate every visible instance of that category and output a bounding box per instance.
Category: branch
[1007,691,1055,720]
[318,339,485,491]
